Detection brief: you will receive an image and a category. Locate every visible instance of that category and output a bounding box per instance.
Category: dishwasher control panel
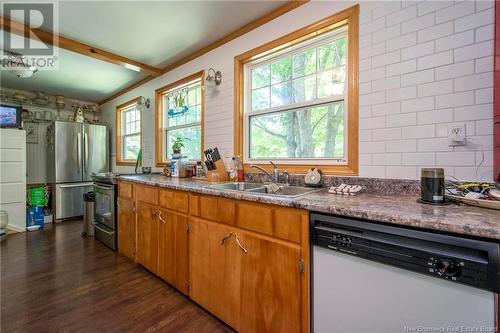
[311,213,500,293]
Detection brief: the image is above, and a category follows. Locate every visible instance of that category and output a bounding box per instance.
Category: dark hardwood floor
[1,220,233,332]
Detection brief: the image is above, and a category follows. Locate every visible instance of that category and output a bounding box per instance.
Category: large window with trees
[235,5,359,175]
[116,97,141,165]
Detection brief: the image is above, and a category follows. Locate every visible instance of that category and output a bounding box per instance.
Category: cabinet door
[117,197,135,260]
[189,218,241,330]
[136,202,159,275]
[158,210,189,294]
[239,232,302,333]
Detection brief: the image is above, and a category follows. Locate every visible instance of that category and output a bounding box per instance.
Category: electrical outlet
[448,124,466,146]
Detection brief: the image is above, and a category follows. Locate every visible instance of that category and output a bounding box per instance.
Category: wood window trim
[234,4,359,175]
[116,97,142,166]
[155,70,205,167]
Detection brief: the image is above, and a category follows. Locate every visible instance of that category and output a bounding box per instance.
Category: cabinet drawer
[159,189,189,213]
[189,195,235,225]
[134,185,158,205]
[237,203,303,243]
[118,182,133,199]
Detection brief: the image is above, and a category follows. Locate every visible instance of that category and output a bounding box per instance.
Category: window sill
[243,163,357,175]
[116,161,137,166]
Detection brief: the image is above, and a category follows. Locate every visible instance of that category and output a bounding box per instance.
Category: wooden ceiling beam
[98,0,309,105]
[0,16,163,76]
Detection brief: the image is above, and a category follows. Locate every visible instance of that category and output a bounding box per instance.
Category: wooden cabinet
[118,181,310,332]
[117,197,135,260]
[189,217,242,330]
[158,210,189,295]
[238,232,302,333]
[136,201,159,275]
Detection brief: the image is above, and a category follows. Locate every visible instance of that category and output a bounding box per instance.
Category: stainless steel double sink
[205,182,322,198]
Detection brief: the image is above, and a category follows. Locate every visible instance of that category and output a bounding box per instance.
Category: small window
[116,98,141,165]
[155,71,204,165]
[235,5,359,175]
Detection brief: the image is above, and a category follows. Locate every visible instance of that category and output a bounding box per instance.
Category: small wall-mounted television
[0,104,22,129]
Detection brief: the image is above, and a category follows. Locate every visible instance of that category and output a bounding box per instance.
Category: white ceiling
[0,1,287,102]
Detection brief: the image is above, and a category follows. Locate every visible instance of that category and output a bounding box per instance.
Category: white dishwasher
[310,213,499,333]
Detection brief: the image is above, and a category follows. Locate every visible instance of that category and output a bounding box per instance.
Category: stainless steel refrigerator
[46,121,108,220]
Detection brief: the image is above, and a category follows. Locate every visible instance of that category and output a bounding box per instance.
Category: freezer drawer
[95,223,117,250]
[54,182,93,220]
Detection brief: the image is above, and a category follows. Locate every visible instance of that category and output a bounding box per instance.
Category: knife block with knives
[204,147,229,182]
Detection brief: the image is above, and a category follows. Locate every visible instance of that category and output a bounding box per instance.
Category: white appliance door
[313,246,496,333]
[83,124,108,181]
[54,122,83,183]
[54,182,93,220]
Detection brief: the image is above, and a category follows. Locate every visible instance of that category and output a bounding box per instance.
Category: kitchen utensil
[420,168,445,204]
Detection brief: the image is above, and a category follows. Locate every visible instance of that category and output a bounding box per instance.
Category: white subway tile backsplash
[372,102,401,116]
[435,30,474,52]
[435,91,474,108]
[435,0,475,23]
[402,124,435,139]
[387,32,417,51]
[454,8,494,33]
[418,21,453,43]
[386,139,417,152]
[434,60,474,80]
[387,59,417,77]
[401,69,434,86]
[402,13,435,34]
[401,41,434,60]
[454,104,493,121]
[417,79,453,97]
[401,97,434,113]
[454,72,493,92]
[475,24,494,43]
[386,5,417,26]
[454,40,493,62]
[475,56,494,73]
[387,113,417,127]
[417,50,453,70]
[373,25,401,44]
[102,0,495,181]
[417,109,453,125]
[386,86,417,102]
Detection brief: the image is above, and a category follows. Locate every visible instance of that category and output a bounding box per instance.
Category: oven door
[94,183,115,229]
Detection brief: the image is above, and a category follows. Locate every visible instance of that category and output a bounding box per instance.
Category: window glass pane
[123,134,140,160]
[252,65,270,89]
[292,75,316,103]
[249,101,344,159]
[293,49,316,78]
[166,126,201,160]
[318,37,347,71]
[251,87,270,111]
[318,66,346,98]
[271,57,291,84]
[271,82,292,108]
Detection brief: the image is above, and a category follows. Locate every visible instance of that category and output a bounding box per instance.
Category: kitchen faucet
[249,161,289,185]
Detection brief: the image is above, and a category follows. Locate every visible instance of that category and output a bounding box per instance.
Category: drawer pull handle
[234,233,248,254]
[220,232,233,245]
[158,212,167,224]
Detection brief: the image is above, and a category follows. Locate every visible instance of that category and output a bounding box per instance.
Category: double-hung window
[235,6,358,175]
[155,71,204,165]
[116,98,141,164]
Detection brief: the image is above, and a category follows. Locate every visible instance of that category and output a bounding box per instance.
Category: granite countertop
[119,174,500,241]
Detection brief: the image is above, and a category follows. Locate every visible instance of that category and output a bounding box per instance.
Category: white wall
[101,0,495,181]
[1,87,96,184]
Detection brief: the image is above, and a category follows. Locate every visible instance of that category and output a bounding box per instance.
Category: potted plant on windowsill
[171,136,188,159]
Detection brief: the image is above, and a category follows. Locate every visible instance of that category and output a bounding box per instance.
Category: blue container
[26,207,44,229]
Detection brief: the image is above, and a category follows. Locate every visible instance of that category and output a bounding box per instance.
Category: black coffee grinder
[420,168,445,204]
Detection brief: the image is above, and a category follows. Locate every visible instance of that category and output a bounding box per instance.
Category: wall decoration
[25,122,39,144]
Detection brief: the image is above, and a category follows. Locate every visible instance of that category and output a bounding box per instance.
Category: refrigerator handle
[84,132,89,173]
[77,132,82,173]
